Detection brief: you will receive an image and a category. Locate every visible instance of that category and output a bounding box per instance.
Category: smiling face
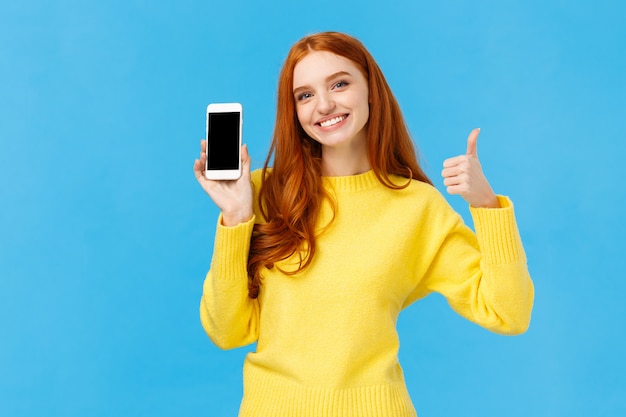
[292,51,370,157]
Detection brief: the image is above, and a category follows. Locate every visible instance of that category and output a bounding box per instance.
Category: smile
[319,115,348,128]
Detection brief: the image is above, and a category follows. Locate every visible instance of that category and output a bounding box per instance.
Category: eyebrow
[293,71,353,95]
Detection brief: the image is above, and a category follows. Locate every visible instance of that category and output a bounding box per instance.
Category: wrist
[221,210,253,227]
[485,195,501,208]
[471,194,500,209]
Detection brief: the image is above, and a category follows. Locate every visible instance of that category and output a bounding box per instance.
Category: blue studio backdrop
[1,1,624,416]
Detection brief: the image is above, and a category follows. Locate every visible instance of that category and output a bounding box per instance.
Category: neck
[320,143,371,177]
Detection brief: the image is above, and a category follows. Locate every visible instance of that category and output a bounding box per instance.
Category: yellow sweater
[200,169,534,417]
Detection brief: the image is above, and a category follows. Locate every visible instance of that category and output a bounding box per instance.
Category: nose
[316,92,335,115]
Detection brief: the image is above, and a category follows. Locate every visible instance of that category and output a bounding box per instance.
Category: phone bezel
[205,102,243,180]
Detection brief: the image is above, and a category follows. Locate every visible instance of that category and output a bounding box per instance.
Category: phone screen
[207,111,240,170]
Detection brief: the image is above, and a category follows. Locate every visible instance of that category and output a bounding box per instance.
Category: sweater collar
[322,170,380,192]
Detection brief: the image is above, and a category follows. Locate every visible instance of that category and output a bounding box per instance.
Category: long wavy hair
[246,31,432,298]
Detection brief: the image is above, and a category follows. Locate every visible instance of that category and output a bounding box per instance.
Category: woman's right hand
[193,140,254,227]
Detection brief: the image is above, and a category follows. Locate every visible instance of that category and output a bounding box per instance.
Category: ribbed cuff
[469,196,525,264]
[211,214,256,275]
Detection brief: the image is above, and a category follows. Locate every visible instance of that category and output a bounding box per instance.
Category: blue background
[2,0,624,416]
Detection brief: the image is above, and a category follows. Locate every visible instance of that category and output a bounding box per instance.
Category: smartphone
[205,102,243,180]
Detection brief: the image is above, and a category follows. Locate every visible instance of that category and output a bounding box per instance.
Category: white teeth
[320,115,346,127]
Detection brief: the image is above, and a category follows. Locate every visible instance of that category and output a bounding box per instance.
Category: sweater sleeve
[199,214,260,349]
[417,195,534,335]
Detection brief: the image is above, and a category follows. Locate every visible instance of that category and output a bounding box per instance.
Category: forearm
[200,215,260,349]
[467,196,534,334]
[422,195,534,335]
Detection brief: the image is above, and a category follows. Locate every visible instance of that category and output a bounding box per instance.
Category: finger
[443,176,461,187]
[446,183,461,195]
[466,128,480,157]
[241,144,252,177]
[446,184,469,196]
[441,166,464,178]
[241,143,250,163]
[443,155,465,168]
[193,159,204,180]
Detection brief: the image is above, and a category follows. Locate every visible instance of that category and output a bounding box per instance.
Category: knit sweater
[200,169,534,417]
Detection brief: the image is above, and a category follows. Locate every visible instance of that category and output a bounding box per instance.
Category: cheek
[295,106,314,132]
[360,100,370,124]
[295,105,306,124]
[352,89,370,120]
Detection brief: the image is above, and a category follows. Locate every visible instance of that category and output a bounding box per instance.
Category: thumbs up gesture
[441,128,500,208]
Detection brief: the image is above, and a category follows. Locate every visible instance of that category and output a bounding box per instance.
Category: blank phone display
[207,112,240,170]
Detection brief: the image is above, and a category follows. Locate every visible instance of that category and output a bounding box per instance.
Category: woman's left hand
[441,128,500,208]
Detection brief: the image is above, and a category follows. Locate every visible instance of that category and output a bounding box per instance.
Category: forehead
[293,51,362,86]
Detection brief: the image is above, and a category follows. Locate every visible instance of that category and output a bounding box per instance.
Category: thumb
[466,128,480,157]
[241,144,252,175]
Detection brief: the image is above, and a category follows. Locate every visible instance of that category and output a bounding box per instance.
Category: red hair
[246,32,431,298]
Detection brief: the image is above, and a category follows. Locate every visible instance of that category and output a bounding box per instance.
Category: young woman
[193,31,534,417]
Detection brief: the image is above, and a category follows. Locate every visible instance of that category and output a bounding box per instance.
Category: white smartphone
[205,102,243,180]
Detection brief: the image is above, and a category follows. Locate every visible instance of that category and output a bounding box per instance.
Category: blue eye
[333,81,349,89]
[297,92,313,101]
